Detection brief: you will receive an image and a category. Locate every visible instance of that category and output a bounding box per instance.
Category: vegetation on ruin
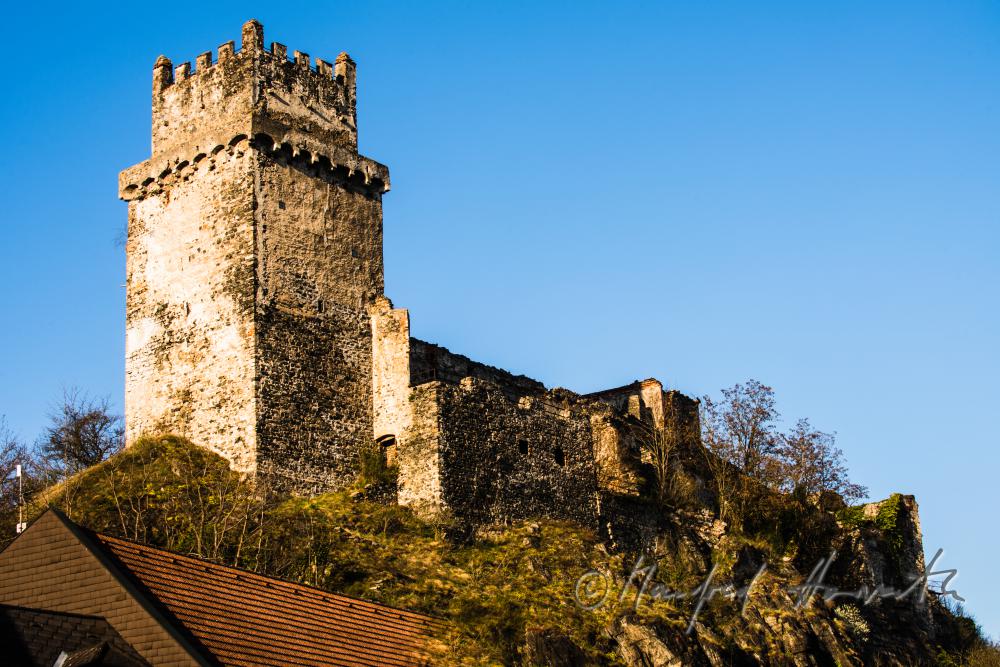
[2,384,996,664]
[0,433,989,665]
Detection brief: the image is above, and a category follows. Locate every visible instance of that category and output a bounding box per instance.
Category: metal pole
[15,463,24,534]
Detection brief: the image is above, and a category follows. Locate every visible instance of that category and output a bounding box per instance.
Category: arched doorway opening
[376,434,398,467]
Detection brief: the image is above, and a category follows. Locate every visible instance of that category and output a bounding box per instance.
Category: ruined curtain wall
[409,339,544,397]
[424,379,600,528]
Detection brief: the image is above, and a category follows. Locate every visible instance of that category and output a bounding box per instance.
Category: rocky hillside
[15,435,993,666]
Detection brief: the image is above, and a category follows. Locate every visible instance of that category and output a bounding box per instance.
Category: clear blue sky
[0,0,996,637]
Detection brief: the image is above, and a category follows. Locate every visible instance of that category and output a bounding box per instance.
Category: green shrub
[835,493,908,572]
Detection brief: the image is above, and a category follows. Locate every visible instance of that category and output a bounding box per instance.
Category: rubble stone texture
[121,20,696,524]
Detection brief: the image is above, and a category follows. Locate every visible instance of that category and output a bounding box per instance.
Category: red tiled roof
[90,533,443,667]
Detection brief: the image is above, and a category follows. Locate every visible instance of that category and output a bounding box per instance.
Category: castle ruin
[120,21,697,531]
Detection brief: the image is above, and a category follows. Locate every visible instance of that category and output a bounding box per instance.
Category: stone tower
[120,20,390,489]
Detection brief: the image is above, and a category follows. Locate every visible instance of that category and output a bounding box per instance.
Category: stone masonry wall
[589,411,643,496]
[398,383,445,516]
[252,147,383,490]
[428,378,600,528]
[393,324,654,526]
[410,339,544,396]
[254,149,383,313]
[124,143,258,472]
[370,298,412,445]
[149,20,357,160]
[255,302,373,491]
[587,378,667,428]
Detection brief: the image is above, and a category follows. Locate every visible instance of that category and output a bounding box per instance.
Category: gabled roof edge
[45,508,216,667]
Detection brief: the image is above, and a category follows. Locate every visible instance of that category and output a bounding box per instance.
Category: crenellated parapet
[146,20,364,172]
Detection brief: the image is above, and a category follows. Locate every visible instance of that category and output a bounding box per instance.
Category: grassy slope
[24,436,630,664]
[16,435,994,665]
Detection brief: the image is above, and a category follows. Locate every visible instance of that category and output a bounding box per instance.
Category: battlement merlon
[141,19,368,170]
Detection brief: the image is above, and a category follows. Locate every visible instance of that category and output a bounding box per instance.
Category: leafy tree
[634,399,700,508]
[699,380,781,524]
[40,389,123,476]
[701,380,780,483]
[700,380,867,523]
[777,418,867,502]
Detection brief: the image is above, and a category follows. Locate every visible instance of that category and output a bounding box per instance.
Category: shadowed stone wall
[253,139,383,489]
[401,378,602,528]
